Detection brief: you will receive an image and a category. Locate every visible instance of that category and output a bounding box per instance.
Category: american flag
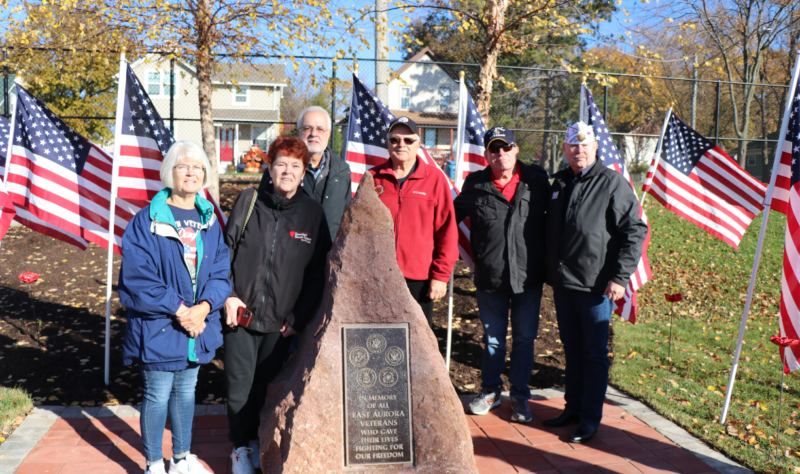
[642,112,766,249]
[776,82,800,372]
[454,80,487,191]
[3,86,141,253]
[0,116,15,242]
[114,63,226,227]
[585,87,652,323]
[344,74,473,267]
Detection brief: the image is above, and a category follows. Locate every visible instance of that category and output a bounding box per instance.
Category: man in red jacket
[369,116,458,328]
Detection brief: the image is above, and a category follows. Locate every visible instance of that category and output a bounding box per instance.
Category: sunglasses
[488,144,515,154]
[389,137,418,146]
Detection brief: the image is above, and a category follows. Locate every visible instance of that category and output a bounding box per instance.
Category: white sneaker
[248,439,261,469]
[145,460,167,474]
[231,447,255,474]
[168,454,212,474]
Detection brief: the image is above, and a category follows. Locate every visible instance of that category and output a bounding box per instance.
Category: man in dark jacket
[258,106,351,242]
[454,126,550,424]
[543,121,647,443]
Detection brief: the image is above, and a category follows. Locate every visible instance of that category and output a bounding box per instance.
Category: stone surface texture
[258,173,479,473]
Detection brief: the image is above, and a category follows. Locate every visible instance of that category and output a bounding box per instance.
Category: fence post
[3,48,7,118]
[331,58,336,153]
[603,85,608,121]
[715,80,721,146]
[691,54,698,128]
[169,57,175,134]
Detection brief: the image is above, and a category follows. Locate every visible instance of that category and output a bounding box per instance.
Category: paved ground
[0,388,752,474]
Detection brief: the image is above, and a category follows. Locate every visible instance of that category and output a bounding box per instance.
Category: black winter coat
[259,148,351,242]
[453,162,551,294]
[545,162,647,294]
[225,187,332,333]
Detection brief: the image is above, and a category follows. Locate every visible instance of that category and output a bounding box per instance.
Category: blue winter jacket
[119,189,231,371]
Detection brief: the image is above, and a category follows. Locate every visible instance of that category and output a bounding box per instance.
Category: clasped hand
[176,302,210,338]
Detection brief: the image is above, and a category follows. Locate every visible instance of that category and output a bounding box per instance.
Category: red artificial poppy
[664,293,683,302]
[769,335,800,348]
[18,272,39,284]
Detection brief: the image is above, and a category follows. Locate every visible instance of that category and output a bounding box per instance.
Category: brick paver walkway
[0,390,751,474]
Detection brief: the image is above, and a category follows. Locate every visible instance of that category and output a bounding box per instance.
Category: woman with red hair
[222,136,332,474]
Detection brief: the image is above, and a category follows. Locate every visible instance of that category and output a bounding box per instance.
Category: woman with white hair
[119,141,231,474]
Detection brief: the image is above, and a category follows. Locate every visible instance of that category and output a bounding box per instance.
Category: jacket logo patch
[289,231,312,244]
[375,185,384,196]
[551,191,559,199]
[412,190,427,196]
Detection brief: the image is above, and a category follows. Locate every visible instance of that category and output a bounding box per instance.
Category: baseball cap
[388,116,419,136]
[483,126,517,148]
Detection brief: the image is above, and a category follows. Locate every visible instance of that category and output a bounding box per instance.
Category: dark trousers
[405,278,434,327]
[224,326,291,447]
[553,288,612,427]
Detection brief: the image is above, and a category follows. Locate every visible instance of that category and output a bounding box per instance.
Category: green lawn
[0,386,32,440]
[610,199,794,472]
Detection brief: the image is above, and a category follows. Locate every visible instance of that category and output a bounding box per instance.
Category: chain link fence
[5,51,789,182]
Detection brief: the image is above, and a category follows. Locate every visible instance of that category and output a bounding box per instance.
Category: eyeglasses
[488,144,515,154]
[174,164,205,173]
[300,126,329,134]
[389,137,418,146]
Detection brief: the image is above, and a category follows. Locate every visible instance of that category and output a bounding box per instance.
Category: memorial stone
[258,172,478,473]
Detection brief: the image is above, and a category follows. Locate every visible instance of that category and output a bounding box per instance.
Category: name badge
[551,191,559,199]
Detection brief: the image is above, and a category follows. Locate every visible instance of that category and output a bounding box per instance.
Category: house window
[146,71,176,97]
[148,72,161,96]
[252,126,269,151]
[439,88,451,111]
[425,129,436,149]
[401,87,410,109]
[233,86,249,106]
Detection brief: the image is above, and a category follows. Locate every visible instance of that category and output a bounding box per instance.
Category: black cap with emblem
[388,116,419,136]
[483,126,517,148]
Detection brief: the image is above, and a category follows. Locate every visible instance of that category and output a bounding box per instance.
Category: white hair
[160,141,212,189]
[297,106,331,131]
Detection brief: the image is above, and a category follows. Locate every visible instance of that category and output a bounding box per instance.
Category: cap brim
[486,138,509,147]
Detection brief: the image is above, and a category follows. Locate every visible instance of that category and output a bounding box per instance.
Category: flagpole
[639,107,672,206]
[720,53,800,424]
[580,82,588,123]
[104,51,127,386]
[3,77,20,188]
[446,71,467,371]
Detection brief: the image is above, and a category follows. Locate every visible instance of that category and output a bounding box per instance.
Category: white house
[386,48,460,165]
[130,55,287,174]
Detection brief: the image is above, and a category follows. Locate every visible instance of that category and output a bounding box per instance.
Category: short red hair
[267,135,310,168]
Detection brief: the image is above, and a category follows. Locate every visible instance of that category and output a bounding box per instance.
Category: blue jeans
[553,288,612,427]
[476,286,542,400]
[140,366,199,463]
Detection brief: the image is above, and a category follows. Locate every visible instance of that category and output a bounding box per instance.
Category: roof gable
[395,47,459,83]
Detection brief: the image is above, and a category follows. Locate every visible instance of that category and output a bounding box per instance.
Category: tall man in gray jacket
[259,106,351,241]
[543,122,647,443]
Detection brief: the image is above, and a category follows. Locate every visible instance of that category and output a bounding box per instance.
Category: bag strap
[239,188,259,241]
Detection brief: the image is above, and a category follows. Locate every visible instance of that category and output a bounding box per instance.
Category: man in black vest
[543,121,647,443]
[259,106,351,241]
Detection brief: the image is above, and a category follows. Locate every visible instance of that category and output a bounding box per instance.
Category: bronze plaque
[343,323,413,466]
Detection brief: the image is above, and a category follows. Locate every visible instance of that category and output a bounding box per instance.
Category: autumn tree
[634,0,800,166]
[5,0,365,201]
[394,0,613,122]
[3,1,140,143]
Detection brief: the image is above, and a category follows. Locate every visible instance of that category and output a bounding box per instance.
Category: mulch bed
[0,183,565,409]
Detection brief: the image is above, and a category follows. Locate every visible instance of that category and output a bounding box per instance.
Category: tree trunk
[542,71,554,172]
[475,0,508,124]
[194,0,219,202]
[196,53,219,202]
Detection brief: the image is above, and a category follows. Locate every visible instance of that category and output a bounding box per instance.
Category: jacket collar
[372,157,429,182]
[261,187,304,210]
[149,188,215,228]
